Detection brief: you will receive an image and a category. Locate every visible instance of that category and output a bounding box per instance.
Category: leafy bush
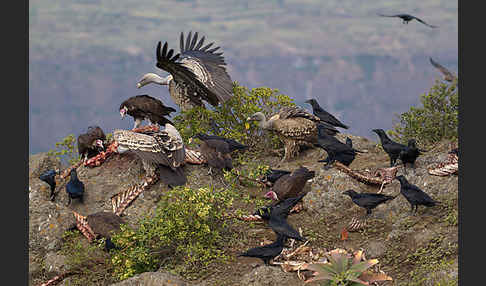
[389,79,458,147]
[47,134,81,166]
[173,82,295,152]
[110,185,235,280]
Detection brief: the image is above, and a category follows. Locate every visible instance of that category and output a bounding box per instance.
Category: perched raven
[66,169,85,206]
[315,126,362,167]
[255,194,307,241]
[372,129,407,167]
[378,13,438,28]
[305,99,349,129]
[396,175,438,214]
[345,137,353,148]
[399,139,423,172]
[342,189,396,216]
[39,169,59,201]
[238,233,287,266]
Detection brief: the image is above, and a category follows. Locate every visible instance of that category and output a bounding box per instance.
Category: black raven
[315,126,362,167]
[65,169,85,206]
[396,175,438,214]
[399,139,423,172]
[342,189,396,216]
[378,13,438,28]
[238,233,287,266]
[255,194,307,241]
[372,129,407,167]
[39,169,59,201]
[305,99,349,129]
[345,137,353,148]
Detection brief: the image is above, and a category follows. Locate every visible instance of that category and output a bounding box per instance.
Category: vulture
[77,126,106,162]
[305,99,349,129]
[86,212,125,251]
[137,31,233,111]
[114,123,186,187]
[247,106,321,162]
[396,175,438,214]
[264,166,315,202]
[372,129,407,167]
[378,13,438,28]
[238,233,287,266]
[191,133,247,173]
[259,169,291,187]
[39,169,59,201]
[429,57,457,82]
[315,126,363,167]
[119,95,176,130]
[66,169,85,206]
[342,189,396,216]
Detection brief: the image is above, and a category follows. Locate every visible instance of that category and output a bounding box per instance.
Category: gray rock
[109,271,188,286]
[239,265,303,286]
[44,252,68,274]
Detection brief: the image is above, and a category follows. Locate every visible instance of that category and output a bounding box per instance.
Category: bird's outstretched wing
[412,16,438,28]
[156,31,233,106]
[377,13,403,18]
[429,58,456,81]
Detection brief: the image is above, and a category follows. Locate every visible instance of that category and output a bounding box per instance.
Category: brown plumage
[86,211,125,240]
[119,95,176,129]
[265,166,315,202]
[77,126,106,161]
[192,133,238,172]
[247,106,320,162]
[430,57,457,82]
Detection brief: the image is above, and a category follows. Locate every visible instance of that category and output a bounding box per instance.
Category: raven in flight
[378,13,438,28]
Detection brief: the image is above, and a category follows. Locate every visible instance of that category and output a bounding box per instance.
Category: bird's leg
[133,118,143,130]
[403,163,408,175]
[50,188,56,202]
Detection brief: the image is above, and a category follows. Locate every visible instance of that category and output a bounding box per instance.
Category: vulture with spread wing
[137,31,233,111]
[119,95,176,130]
[247,106,320,162]
[114,123,186,186]
[429,57,457,82]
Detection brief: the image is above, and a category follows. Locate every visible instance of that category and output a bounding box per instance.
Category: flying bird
[119,95,176,130]
[66,169,85,206]
[396,175,438,214]
[304,99,349,129]
[372,129,407,167]
[342,189,396,216]
[137,31,233,111]
[247,106,321,162]
[238,233,287,266]
[399,139,423,172]
[429,57,457,82]
[264,166,315,203]
[77,126,106,162]
[114,123,186,187]
[378,13,438,28]
[39,169,59,201]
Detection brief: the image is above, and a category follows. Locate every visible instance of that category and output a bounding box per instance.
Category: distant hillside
[29,0,458,154]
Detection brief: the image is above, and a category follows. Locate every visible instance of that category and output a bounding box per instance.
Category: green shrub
[110,185,235,281]
[389,79,458,147]
[173,82,295,152]
[47,134,81,166]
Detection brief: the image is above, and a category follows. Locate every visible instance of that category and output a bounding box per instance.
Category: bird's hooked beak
[246,115,256,122]
[120,106,127,119]
[136,82,143,88]
[95,139,104,149]
[264,191,278,201]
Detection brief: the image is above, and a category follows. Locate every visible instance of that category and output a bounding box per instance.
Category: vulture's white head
[136,73,172,88]
[120,106,128,118]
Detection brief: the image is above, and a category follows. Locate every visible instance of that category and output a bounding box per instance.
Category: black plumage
[119,95,176,129]
[194,133,249,152]
[65,169,85,206]
[155,31,233,108]
[265,166,315,202]
[372,129,407,167]
[86,212,125,251]
[315,126,362,167]
[345,137,353,148]
[259,169,292,187]
[238,233,287,266]
[305,99,349,129]
[396,176,437,214]
[255,193,307,242]
[342,189,396,216]
[449,148,458,156]
[39,169,59,201]
[399,139,422,171]
[77,126,106,161]
[378,13,438,28]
